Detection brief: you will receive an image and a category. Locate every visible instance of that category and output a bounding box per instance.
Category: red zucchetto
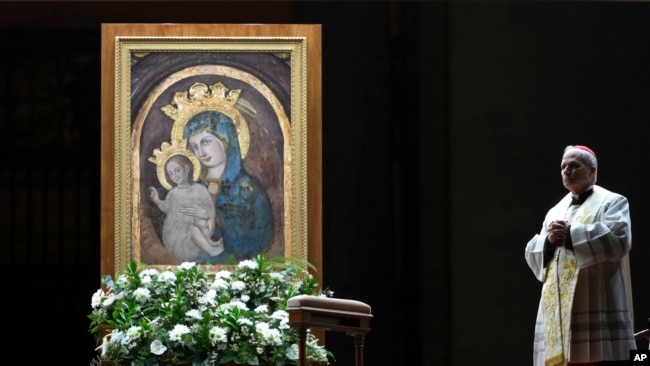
[572,145,596,158]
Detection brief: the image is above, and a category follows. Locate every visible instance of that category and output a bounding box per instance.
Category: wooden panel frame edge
[100,23,322,285]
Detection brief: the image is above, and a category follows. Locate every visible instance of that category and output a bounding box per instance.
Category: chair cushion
[287,295,371,315]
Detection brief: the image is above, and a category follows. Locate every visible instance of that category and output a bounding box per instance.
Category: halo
[148,141,202,190]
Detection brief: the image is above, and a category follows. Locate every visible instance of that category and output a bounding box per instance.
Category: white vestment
[525,185,635,366]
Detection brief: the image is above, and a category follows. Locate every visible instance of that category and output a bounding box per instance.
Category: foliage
[89,254,335,366]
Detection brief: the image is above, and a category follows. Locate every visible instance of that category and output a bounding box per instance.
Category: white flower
[208,326,229,344]
[198,288,217,306]
[185,309,203,320]
[179,262,196,270]
[120,326,142,346]
[132,287,151,302]
[150,339,167,355]
[256,322,270,332]
[140,275,152,285]
[238,259,258,269]
[238,317,253,326]
[210,277,229,290]
[256,322,283,346]
[126,326,142,338]
[102,292,122,306]
[270,310,289,321]
[271,310,290,329]
[229,300,248,311]
[158,271,176,284]
[214,270,232,279]
[169,324,191,342]
[116,275,130,287]
[109,330,126,345]
[140,268,159,277]
[241,294,250,302]
[255,304,269,313]
[91,289,105,308]
[259,327,282,346]
[231,280,246,291]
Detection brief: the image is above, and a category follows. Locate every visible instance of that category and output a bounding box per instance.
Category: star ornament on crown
[148,82,253,189]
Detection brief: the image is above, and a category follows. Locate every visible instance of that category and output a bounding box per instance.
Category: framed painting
[100,24,322,279]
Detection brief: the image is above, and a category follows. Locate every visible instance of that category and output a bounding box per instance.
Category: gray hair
[564,145,598,184]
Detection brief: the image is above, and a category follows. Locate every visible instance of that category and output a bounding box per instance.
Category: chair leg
[353,334,365,366]
[297,327,307,366]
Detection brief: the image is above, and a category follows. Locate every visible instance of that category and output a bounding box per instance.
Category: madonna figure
[183,110,274,262]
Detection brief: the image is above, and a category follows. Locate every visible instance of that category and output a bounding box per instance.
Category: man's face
[560,150,594,195]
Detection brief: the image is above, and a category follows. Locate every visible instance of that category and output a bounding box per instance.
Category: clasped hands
[547,220,568,246]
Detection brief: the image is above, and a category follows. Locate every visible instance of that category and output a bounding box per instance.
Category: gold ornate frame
[100,24,322,279]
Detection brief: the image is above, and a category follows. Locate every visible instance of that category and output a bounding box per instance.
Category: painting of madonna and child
[132,51,295,266]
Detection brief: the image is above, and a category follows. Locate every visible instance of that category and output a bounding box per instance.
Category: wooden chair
[287,295,373,366]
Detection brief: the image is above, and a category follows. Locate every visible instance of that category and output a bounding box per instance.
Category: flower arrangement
[88,254,335,366]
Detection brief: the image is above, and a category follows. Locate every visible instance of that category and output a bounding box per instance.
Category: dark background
[0,1,649,365]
